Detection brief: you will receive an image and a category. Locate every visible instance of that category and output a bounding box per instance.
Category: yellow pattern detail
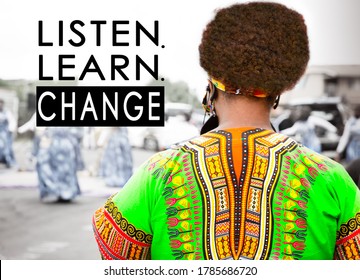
[216,236,231,259]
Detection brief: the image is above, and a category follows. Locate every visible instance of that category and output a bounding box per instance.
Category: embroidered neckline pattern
[158,129,336,259]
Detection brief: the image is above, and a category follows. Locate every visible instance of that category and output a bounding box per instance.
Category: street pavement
[0,138,155,260]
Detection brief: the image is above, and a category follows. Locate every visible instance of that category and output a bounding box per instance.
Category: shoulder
[295,147,355,190]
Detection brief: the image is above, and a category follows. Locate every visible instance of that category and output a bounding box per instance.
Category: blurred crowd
[0,99,201,203]
[273,102,360,187]
[1,97,359,204]
[1,97,135,202]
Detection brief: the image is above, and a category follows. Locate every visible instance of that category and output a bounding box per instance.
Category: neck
[215,94,273,131]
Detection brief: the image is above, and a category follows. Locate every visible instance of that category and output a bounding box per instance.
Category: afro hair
[199,2,310,97]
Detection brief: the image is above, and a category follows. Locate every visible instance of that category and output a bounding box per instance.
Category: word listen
[38,20,162,81]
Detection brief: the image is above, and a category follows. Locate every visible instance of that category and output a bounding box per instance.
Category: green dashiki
[92,128,360,260]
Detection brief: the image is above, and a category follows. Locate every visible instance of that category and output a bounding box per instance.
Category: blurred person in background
[92,2,360,260]
[336,104,360,163]
[35,127,83,202]
[98,127,133,188]
[281,106,322,153]
[0,99,16,168]
[337,105,360,191]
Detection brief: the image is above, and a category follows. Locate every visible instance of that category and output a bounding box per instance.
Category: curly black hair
[199,2,310,98]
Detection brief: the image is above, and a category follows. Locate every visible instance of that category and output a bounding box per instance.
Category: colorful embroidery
[163,129,341,260]
[92,198,152,260]
[166,129,297,259]
[335,213,360,260]
[337,212,360,239]
[155,151,203,260]
[270,148,332,260]
[93,127,360,260]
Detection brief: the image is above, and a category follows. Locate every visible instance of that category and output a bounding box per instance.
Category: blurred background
[1,0,360,260]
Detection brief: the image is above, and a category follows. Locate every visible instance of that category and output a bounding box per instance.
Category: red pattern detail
[103,210,150,247]
[336,227,360,245]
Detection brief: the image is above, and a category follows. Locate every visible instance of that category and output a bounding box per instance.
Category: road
[0,138,155,260]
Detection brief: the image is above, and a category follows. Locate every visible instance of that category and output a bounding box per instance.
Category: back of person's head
[199,2,309,101]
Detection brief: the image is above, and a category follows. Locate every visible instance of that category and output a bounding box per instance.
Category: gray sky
[1,0,360,96]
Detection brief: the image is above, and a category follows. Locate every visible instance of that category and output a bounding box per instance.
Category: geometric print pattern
[93,127,360,260]
[335,212,360,260]
[92,197,152,260]
[184,128,293,260]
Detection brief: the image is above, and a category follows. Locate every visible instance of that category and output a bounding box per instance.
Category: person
[35,127,83,202]
[0,99,16,168]
[92,2,360,260]
[98,127,133,188]
[281,106,322,153]
[336,104,360,163]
